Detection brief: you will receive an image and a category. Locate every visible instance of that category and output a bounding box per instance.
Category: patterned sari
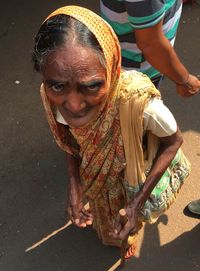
[40,6,191,246]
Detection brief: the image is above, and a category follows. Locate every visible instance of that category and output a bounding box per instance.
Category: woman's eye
[84,82,103,93]
[88,85,99,91]
[51,83,64,93]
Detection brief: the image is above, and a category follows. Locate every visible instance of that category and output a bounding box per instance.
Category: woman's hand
[111,202,141,240]
[67,180,93,227]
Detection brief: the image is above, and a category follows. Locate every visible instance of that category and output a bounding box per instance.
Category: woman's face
[42,43,108,128]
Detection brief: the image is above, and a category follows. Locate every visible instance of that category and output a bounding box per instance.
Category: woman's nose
[64,92,86,114]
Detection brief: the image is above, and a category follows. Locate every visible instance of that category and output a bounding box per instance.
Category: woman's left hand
[111,203,140,240]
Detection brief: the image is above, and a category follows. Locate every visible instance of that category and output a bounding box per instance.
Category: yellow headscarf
[45,5,121,90]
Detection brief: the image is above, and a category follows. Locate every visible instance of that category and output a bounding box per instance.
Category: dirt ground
[0,1,200,271]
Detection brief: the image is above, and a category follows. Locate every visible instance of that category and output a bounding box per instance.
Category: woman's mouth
[65,107,92,119]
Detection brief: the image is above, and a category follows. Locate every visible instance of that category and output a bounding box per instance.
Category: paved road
[0,1,200,271]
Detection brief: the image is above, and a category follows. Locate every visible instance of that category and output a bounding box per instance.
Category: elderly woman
[32,6,191,260]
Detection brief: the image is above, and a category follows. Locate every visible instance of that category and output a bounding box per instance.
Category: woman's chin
[62,107,101,128]
[66,116,92,128]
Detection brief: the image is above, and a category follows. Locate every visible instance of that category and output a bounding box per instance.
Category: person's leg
[124,221,143,260]
[187,199,200,215]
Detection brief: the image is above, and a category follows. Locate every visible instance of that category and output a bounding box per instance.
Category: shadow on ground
[1,214,199,271]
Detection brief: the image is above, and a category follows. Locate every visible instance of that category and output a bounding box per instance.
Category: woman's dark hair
[32,14,105,72]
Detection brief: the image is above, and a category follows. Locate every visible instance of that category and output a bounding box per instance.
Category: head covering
[45,5,121,89]
[39,6,160,245]
[40,5,122,155]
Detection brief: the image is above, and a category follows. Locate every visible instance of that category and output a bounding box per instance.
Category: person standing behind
[100,0,200,95]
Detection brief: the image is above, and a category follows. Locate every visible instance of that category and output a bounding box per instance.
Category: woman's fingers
[80,208,93,225]
[118,221,137,240]
[75,214,92,227]
[67,204,82,226]
[81,208,93,217]
[67,204,93,228]
[111,220,137,240]
[110,207,138,240]
[109,212,126,239]
[81,208,93,222]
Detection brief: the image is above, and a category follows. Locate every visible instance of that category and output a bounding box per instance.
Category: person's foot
[124,242,137,260]
[187,199,200,215]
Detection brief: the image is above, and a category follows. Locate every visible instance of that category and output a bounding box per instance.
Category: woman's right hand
[67,179,93,227]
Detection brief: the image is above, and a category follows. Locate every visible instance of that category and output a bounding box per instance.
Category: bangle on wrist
[176,73,192,88]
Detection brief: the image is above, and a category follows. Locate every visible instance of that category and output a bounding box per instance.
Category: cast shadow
[117,215,200,271]
[23,213,200,271]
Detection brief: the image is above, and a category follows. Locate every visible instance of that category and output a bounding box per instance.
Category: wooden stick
[119,209,128,266]
[25,220,72,252]
[107,259,121,271]
[25,203,89,252]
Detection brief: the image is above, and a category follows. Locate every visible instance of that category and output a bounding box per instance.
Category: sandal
[120,234,138,265]
[124,239,137,259]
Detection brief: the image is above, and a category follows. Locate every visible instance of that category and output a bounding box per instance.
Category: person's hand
[176,74,200,97]
[110,203,140,241]
[66,180,93,228]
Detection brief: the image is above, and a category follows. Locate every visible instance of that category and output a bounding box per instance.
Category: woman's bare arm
[113,128,183,239]
[66,153,93,227]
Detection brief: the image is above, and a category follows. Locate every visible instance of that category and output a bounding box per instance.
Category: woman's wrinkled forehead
[43,44,106,84]
[45,5,121,87]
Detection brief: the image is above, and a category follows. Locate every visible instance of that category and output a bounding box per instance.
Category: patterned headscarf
[45,5,121,90]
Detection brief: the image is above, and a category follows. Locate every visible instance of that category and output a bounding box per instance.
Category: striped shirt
[100,0,182,79]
